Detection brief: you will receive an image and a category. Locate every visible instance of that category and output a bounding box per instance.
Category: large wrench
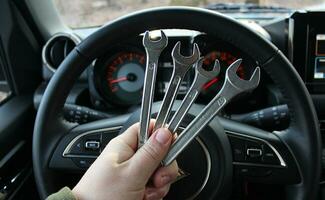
[138,30,168,149]
[163,59,260,166]
[154,42,200,131]
[167,57,220,133]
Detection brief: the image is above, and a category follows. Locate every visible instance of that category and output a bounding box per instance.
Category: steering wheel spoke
[219,117,301,185]
[49,114,129,171]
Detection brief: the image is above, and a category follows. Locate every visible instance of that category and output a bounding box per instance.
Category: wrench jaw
[247,67,261,90]
[142,30,168,51]
[212,59,221,75]
[196,57,221,80]
[172,42,200,71]
[189,58,220,90]
[226,59,261,92]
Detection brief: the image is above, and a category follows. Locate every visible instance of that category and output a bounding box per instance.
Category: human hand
[72,121,178,200]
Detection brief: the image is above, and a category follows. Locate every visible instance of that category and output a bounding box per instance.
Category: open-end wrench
[154,42,200,131]
[162,59,260,166]
[167,57,220,133]
[138,30,168,149]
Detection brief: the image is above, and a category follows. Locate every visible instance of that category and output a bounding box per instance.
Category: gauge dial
[201,50,245,100]
[103,52,145,106]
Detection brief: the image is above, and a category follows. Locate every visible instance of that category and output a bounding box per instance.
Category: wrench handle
[154,75,182,131]
[168,74,209,133]
[162,93,228,166]
[168,89,199,133]
[139,61,157,149]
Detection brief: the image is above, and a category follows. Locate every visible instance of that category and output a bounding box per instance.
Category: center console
[289,11,325,94]
[289,11,325,191]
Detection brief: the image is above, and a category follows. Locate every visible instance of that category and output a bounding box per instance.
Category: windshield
[53,0,325,28]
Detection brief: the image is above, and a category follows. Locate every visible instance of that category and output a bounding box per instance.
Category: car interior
[1,0,325,199]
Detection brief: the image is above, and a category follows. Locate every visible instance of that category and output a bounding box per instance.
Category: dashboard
[35,15,288,130]
[36,11,325,131]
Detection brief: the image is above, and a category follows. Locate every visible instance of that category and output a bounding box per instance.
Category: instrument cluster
[95,51,145,106]
[93,35,257,108]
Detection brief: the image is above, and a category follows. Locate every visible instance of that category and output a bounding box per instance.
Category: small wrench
[163,59,260,166]
[154,42,200,131]
[139,30,168,149]
[167,57,220,133]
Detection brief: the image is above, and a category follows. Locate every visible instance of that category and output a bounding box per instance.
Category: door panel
[0,0,42,199]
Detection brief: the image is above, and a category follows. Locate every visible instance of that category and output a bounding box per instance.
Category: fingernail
[161,175,172,185]
[155,128,171,145]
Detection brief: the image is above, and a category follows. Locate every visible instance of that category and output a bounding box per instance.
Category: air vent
[42,33,80,72]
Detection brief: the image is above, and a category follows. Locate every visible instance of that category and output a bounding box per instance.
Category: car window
[53,0,325,28]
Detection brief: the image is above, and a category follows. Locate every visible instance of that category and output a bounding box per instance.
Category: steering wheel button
[262,145,280,165]
[85,140,100,150]
[70,141,83,154]
[245,140,261,148]
[72,158,95,169]
[102,131,119,149]
[228,136,246,162]
[65,133,102,157]
[247,148,263,158]
[239,167,272,177]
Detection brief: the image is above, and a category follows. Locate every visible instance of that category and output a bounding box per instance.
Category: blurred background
[53,0,325,28]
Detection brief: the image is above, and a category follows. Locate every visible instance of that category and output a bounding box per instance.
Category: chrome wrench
[154,42,200,131]
[138,30,168,148]
[163,59,260,166]
[167,57,220,133]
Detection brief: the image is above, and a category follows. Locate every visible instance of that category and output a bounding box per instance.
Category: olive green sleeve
[46,187,77,200]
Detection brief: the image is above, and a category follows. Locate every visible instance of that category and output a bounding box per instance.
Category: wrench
[154,42,200,131]
[138,30,168,149]
[162,59,260,166]
[167,57,220,133]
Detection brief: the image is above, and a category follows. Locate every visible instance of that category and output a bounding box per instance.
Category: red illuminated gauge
[104,52,145,106]
[201,50,245,100]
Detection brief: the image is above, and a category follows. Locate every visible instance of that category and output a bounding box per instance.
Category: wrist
[72,186,81,200]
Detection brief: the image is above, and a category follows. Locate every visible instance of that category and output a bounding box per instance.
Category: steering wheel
[33,7,321,199]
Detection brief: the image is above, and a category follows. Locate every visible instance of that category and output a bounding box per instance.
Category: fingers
[144,184,170,200]
[143,161,178,200]
[100,123,140,163]
[129,128,173,182]
[152,161,178,188]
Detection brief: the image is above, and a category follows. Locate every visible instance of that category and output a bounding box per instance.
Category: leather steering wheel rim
[33,7,321,199]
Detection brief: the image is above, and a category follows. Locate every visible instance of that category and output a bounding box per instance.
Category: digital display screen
[314,34,325,79]
[316,35,325,55]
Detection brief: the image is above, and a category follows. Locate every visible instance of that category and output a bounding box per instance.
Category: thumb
[130,128,172,182]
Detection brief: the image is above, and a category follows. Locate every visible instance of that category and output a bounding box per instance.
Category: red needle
[203,77,219,90]
[110,77,127,84]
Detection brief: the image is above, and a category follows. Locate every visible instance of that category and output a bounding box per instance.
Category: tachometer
[201,50,245,100]
[101,52,145,106]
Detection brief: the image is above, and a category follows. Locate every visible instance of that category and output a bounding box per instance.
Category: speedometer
[200,50,245,100]
[98,51,145,106]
